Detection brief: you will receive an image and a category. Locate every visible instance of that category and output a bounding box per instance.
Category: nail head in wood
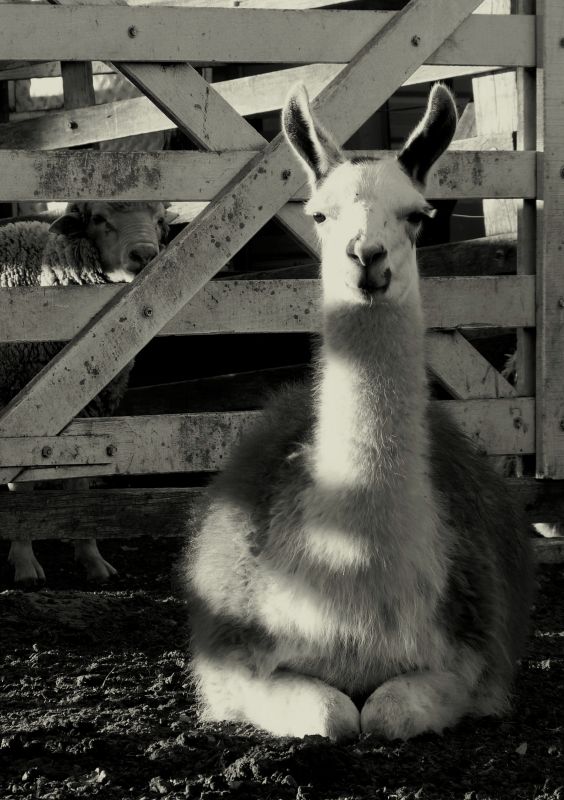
[411,35,421,46]
[128,25,138,38]
[560,420,564,432]
[41,445,52,458]
[560,37,564,47]
[106,444,117,457]
[558,297,564,309]
[560,166,564,179]
[143,306,153,318]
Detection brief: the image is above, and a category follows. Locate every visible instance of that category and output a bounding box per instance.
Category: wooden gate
[0,0,561,561]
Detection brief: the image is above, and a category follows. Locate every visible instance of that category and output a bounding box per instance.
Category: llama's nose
[346,239,387,267]
[127,243,159,271]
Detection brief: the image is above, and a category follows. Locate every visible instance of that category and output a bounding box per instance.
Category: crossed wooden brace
[1,0,511,485]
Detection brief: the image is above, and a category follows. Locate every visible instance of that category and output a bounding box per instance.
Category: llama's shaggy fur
[182,85,534,741]
[1,202,168,584]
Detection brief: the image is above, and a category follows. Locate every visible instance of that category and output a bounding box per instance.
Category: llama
[182,84,534,741]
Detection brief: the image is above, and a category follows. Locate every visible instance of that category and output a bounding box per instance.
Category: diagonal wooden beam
[0,0,483,486]
[427,331,516,400]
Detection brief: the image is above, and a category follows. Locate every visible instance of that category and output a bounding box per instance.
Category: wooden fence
[0,0,562,563]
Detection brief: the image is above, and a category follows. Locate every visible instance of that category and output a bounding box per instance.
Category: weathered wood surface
[0,0,487,487]
[0,149,536,201]
[0,434,114,467]
[0,8,534,66]
[0,276,535,344]
[0,60,110,82]
[5,396,535,484]
[427,331,516,400]
[0,66,502,150]
[537,0,564,478]
[2,482,562,560]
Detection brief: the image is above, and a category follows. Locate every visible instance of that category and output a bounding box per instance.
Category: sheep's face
[51,201,169,282]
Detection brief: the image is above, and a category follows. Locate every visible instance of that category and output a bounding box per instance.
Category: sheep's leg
[74,538,118,582]
[193,656,360,740]
[360,670,475,740]
[7,482,46,586]
[63,478,118,582]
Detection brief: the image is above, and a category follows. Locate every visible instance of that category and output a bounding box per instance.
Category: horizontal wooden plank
[0,8,534,66]
[5,397,535,482]
[0,275,534,344]
[0,434,114,467]
[0,60,111,82]
[1,484,562,562]
[0,150,536,201]
[0,65,503,150]
[216,64,504,119]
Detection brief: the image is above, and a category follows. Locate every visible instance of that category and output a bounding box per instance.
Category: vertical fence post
[537,0,564,477]
[515,0,537,405]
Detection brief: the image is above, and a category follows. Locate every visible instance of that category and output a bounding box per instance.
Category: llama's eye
[312,212,326,224]
[406,212,424,225]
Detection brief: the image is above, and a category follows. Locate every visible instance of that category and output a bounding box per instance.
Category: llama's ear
[282,84,343,184]
[397,83,458,185]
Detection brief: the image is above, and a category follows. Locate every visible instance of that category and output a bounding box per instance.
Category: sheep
[181,84,534,741]
[1,200,169,586]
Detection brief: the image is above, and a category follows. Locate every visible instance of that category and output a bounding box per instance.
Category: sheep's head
[49,201,171,282]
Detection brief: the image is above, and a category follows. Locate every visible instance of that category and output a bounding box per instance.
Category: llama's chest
[254,546,449,693]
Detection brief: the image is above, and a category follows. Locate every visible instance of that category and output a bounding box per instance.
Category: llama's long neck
[312,289,429,492]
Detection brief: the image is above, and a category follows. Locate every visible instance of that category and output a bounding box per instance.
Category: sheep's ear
[49,202,87,237]
[282,84,343,184]
[398,83,458,185]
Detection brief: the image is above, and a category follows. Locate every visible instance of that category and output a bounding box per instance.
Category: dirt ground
[1,537,562,800]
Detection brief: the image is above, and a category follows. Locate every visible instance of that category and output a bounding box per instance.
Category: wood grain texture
[5,396,534,484]
[536,0,564,478]
[0,7,534,66]
[0,0,486,486]
[0,483,561,561]
[0,149,536,201]
[0,275,535,344]
[427,331,516,399]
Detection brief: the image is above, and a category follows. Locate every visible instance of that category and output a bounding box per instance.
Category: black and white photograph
[0,1,562,798]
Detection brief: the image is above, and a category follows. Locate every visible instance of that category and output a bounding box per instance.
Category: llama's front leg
[360,671,474,740]
[194,658,360,740]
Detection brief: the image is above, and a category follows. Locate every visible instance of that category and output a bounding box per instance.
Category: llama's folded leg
[193,657,360,740]
[74,538,118,582]
[360,670,476,740]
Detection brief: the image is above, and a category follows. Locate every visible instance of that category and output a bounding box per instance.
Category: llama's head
[282,83,457,306]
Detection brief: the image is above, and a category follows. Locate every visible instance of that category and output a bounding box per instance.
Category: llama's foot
[74,539,118,582]
[360,671,472,740]
[8,540,46,587]
[534,523,563,538]
[197,660,360,740]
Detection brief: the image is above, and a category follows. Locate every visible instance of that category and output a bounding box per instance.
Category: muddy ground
[1,537,562,800]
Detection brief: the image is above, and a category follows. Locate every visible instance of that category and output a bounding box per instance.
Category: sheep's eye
[312,212,326,224]
[158,218,165,227]
[91,214,106,225]
[406,212,424,225]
